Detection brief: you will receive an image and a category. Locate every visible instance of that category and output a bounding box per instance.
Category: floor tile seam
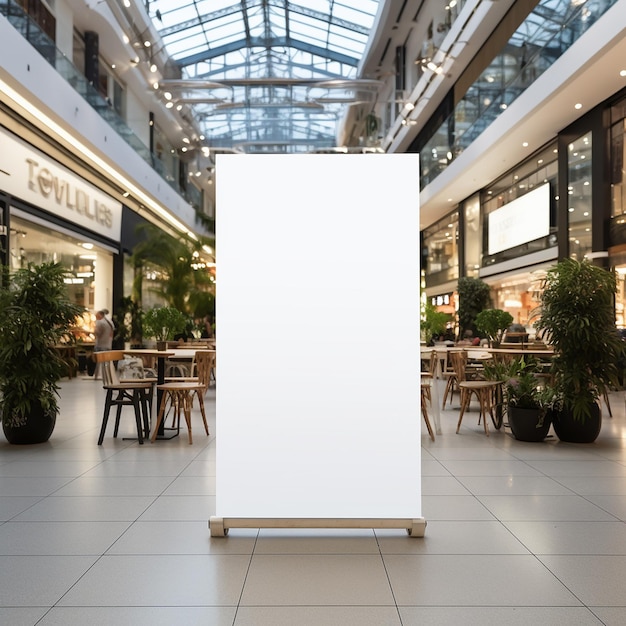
[529,473,611,496]
[2,495,48,522]
[574,493,625,522]
[374,528,408,621]
[234,603,400,608]
[530,553,609,610]
[232,529,260,622]
[501,518,626,528]
[474,492,619,502]
[480,517,534,555]
[249,550,383,556]
[587,606,618,626]
[392,603,592,609]
[463,492,620,523]
[422,493,498,521]
[465,514,620,523]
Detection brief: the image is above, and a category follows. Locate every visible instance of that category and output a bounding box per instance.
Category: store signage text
[431,294,451,307]
[26,159,113,228]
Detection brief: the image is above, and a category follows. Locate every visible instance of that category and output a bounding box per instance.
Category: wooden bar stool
[456,380,501,436]
[150,382,209,444]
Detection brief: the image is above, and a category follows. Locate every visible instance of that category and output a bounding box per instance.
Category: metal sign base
[209,516,426,537]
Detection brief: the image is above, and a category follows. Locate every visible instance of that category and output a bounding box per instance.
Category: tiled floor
[1,377,626,625]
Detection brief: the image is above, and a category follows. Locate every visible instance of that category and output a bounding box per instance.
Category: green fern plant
[0,263,84,429]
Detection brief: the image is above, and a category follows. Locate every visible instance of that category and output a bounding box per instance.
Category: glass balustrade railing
[419,0,617,189]
[0,0,196,208]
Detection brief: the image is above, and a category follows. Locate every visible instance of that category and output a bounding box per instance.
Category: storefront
[0,125,122,337]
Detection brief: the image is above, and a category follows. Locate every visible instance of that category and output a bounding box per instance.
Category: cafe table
[124,349,175,438]
[486,347,555,365]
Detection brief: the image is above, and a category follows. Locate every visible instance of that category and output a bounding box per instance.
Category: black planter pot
[507,406,552,442]
[552,402,601,443]
[2,402,57,444]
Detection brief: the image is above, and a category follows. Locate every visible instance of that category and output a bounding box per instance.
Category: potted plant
[0,262,85,444]
[421,299,452,344]
[534,258,624,443]
[457,276,491,339]
[483,356,553,440]
[502,362,554,441]
[142,305,188,349]
[475,308,513,348]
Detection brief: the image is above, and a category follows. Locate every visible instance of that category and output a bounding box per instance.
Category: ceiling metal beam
[175,36,359,67]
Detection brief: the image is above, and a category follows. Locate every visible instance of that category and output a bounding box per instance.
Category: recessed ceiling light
[574,103,583,109]
[620,70,626,77]
[522,142,529,147]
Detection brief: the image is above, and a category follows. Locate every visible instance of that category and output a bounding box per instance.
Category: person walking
[93,310,114,379]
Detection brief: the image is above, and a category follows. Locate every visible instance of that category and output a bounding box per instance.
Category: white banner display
[488,182,551,255]
[214,154,422,529]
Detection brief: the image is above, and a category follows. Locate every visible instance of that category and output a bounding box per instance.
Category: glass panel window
[610,97,626,218]
[567,132,592,260]
[423,211,459,288]
[151,0,381,152]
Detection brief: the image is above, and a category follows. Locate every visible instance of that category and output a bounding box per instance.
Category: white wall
[55,0,74,60]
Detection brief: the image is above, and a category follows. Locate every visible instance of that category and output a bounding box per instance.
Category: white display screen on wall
[215,153,421,520]
[488,182,551,255]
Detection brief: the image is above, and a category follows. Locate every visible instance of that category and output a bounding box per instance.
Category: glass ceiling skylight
[149,0,381,153]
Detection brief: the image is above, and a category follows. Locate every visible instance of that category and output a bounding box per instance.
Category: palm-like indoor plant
[142,305,188,348]
[475,308,513,348]
[421,299,452,344]
[0,262,84,444]
[534,258,624,442]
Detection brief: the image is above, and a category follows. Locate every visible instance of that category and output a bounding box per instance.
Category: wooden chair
[166,350,214,389]
[94,350,154,445]
[421,379,435,441]
[442,349,472,407]
[449,350,501,436]
[150,381,209,444]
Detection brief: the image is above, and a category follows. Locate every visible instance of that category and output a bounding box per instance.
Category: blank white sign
[216,154,421,520]
[488,182,551,255]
